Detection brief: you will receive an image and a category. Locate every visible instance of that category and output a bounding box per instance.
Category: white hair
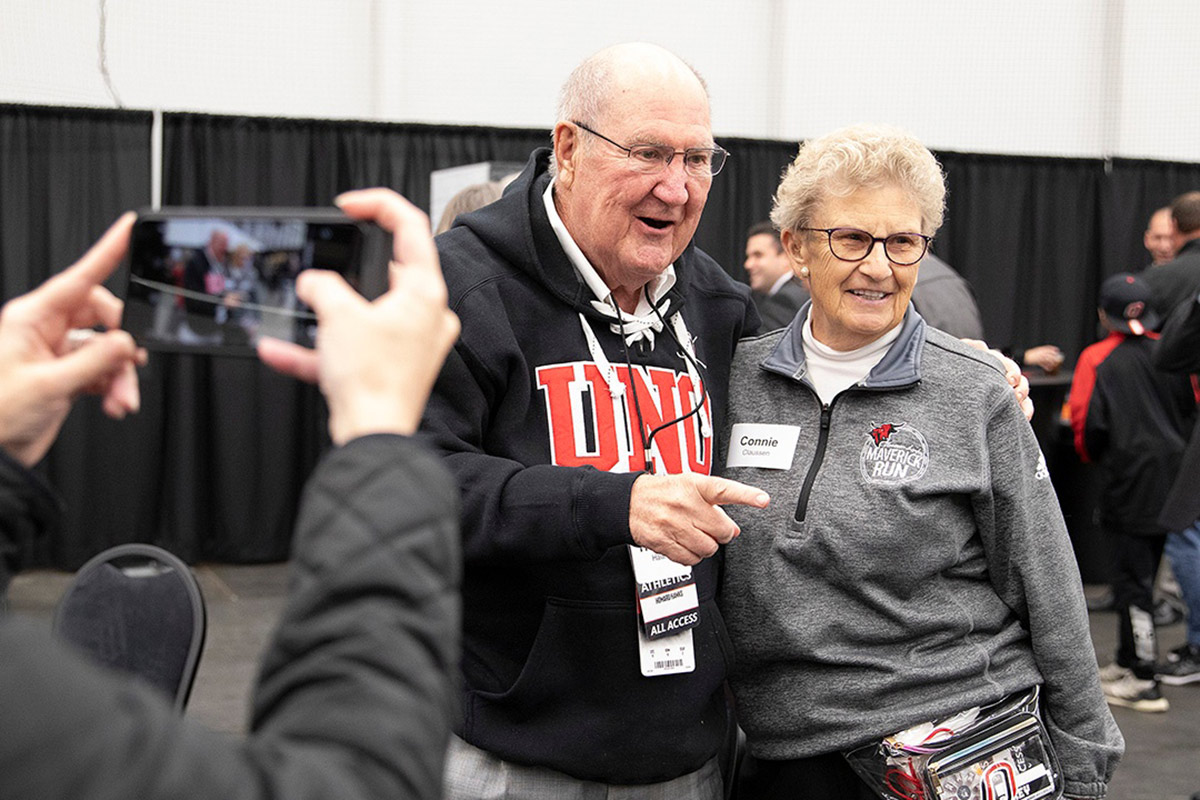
[771,124,946,236]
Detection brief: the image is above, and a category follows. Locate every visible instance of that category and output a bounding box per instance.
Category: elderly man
[182,229,229,306]
[744,221,809,330]
[424,43,767,798]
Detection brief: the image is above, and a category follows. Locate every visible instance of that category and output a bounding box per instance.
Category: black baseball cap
[1099,272,1159,335]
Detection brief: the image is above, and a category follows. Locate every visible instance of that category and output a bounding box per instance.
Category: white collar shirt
[543,180,676,348]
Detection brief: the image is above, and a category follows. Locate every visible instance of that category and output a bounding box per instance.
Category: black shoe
[1158,644,1200,686]
[1163,642,1193,662]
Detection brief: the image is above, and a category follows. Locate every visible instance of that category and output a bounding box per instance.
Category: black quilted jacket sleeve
[0,434,461,800]
[0,449,59,597]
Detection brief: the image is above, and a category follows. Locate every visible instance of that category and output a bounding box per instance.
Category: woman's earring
[799,267,810,279]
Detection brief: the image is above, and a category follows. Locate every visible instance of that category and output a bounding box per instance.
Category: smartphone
[122,207,367,356]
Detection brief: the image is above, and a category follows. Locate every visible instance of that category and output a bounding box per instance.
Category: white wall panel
[0,0,1196,162]
[1,0,114,107]
[774,1,1112,156]
[374,0,780,134]
[1116,0,1200,161]
[1,0,376,117]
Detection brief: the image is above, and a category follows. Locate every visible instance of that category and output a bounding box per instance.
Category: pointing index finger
[697,476,770,509]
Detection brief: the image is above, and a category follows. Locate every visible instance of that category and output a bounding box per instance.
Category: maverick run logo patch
[859,421,929,485]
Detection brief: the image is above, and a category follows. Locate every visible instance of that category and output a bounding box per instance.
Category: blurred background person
[1069,273,1195,712]
[1144,206,1180,268]
[180,228,229,343]
[434,180,504,235]
[1153,292,1200,689]
[1012,342,1066,374]
[256,250,302,342]
[1142,204,1189,623]
[908,251,985,339]
[218,242,263,345]
[1143,191,1200,316]
[743,220,809,330]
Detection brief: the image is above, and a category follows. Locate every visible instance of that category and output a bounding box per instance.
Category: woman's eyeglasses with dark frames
[798,227,931,266]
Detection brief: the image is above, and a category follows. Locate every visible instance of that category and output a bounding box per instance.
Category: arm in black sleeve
[420,334,639,566]
[1154,293,1200,373]
[0,449,59,596]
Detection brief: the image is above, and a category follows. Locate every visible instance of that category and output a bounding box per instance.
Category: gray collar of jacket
[759,301,928,391]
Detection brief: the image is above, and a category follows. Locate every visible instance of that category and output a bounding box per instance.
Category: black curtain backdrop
[3,104,1199,567]
[935,152,1106,359]
[0,104,154,570]
[0,104,151,298]
[163,113,549,209]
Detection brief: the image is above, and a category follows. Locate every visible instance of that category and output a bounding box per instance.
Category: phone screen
[123,208,366,356]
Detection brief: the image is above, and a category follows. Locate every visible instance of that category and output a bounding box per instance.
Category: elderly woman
[719,125,1123,800]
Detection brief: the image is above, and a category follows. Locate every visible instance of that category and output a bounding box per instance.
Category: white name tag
[725,423,801,470]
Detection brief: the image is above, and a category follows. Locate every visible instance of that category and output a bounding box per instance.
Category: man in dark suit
[1143,191,1200,317]
[743,221,808,331]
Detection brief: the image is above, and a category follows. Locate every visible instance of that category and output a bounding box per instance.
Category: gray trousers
[443,736,722,800]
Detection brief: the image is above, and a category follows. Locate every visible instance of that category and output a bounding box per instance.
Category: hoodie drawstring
[577,309,711,441]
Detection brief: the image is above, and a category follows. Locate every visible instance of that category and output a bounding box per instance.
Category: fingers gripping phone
[122,208,368,356]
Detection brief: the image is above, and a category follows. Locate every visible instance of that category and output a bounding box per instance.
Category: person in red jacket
[1068,272,1197,712]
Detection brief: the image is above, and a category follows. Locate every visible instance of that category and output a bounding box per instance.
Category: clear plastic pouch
[843,687,1062,800]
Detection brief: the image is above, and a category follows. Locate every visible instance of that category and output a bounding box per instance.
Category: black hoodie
[421,149,757,783]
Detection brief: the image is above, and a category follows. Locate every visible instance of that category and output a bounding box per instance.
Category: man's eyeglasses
[572,121,728,178]
[799,227,931,266]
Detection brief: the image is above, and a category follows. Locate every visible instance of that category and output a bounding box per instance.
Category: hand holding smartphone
[122,208,366,356]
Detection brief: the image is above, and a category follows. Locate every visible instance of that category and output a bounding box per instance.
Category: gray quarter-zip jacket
[719,305,1123,799]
